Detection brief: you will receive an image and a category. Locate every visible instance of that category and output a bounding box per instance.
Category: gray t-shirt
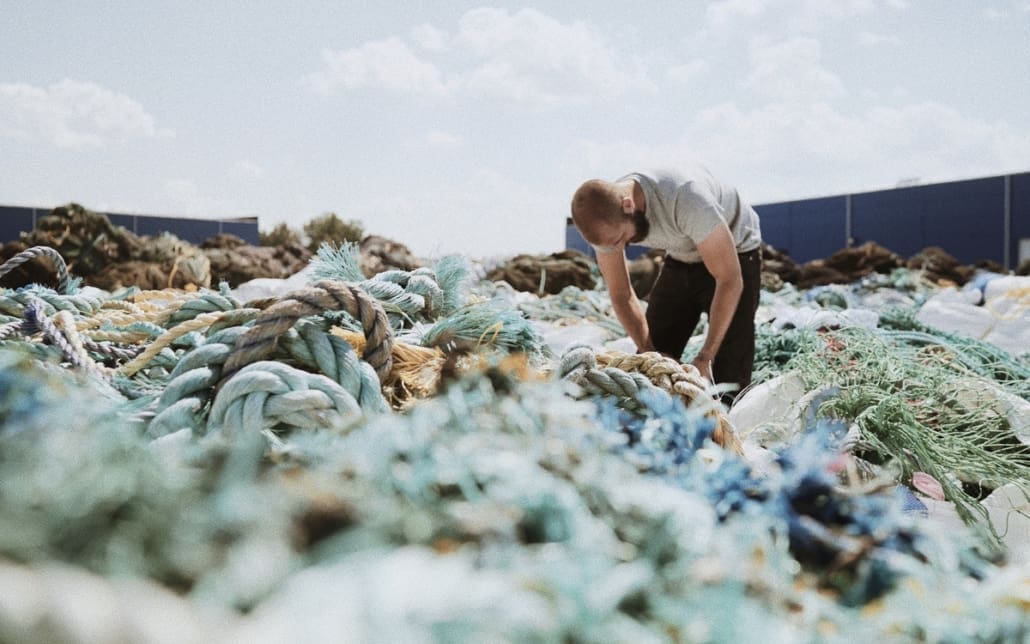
[619,166,762,263]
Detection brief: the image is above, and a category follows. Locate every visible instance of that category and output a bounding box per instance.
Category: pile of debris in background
[0,204,428,293]
[0,205,1028,643]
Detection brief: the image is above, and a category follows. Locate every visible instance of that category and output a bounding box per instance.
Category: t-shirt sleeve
[675,182,725,243]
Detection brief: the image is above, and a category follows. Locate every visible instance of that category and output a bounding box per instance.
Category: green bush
[259,222,302,247]
[303,212,364,252]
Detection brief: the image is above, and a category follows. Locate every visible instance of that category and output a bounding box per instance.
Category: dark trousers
[645,248,762,405]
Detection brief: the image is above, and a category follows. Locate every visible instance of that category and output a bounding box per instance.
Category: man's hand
[690,354,714,384]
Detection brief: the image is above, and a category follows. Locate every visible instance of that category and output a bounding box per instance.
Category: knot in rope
[207,361,362,436]
[219,280,393,385]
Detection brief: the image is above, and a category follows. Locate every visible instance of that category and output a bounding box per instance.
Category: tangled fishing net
[0,244,1027,643]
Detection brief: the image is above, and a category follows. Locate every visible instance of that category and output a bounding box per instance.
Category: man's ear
[620,196,634,214]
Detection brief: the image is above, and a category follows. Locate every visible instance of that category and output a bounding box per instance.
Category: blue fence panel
[852,177,1006,265]
[0,206,36,243]
[221,221,259,246]
[106,214,136,234]
[754,203,791,253]
[789,196,846,263]
[753,196,846,263]
[852,187,924,258]
[919,176,1004,265]
[135,216,219,244]
[1010,172,1030,267]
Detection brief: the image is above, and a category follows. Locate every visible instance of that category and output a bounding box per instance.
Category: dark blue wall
[850,176,1004,265]
[1011,172,1030,268]
[0,206,38,245]
[754,196,846,263]
[570,173,1027,269]
[0,205,258,246]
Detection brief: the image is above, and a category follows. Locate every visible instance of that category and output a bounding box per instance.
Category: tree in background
[259,222,302,247]
[303,212,364,252]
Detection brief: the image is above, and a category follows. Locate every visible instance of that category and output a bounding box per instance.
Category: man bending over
[570,164,762,405]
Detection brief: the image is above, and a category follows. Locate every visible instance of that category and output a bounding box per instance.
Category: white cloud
[567,96,1030,204]
[233,160,264,179]
[706,0,769,28]
[455,7,654,105]
[411,23,449,51]
[163,178,237,217]
[857,31,902,46]
[349,168,557,258]
[304,8,653,107]
[744,38,845,102]
[667,60,709,84]
[302,37,451,96]
[0,79,169,148]
[424,129,463,148]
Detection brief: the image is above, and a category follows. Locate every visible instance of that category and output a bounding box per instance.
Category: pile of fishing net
[0,203,315,291]
[759,242,1002,292]
[0,243,1027,643]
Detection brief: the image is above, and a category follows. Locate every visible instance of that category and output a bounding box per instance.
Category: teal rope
[207,360,362,436]
[278,321,388,413]
[148,327,248,437]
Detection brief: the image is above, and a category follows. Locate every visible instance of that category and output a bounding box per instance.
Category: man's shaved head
[570,179,624,245]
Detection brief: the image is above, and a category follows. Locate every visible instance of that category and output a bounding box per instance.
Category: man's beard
[629,209,649,244]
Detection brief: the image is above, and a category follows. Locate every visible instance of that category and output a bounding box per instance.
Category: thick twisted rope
[147,326,249,437]
[279,321,388,413]
[21,298,108,380]
[559,346,662,412]
[0,245,73,294]
[220,280,393,384]
[207,360,362,436]
[560,346,742,452]
[118,309,260,377]
[0,288,103,319]
[598,351,710,402]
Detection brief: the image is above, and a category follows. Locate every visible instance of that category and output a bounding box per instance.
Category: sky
[2,1,1029,259]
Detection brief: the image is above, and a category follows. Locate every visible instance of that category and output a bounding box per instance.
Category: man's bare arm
[596,249,654,352]
[693,223,743,379]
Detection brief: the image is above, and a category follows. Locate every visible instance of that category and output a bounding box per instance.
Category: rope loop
[0,245,73,294]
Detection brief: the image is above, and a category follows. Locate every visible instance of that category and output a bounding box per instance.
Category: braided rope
[0,320,22,340]
[0,289,103,319]
[166,291,242,326]
[147,327,248,437]
[279,321,389,413]
[220,280,393,384]
[21,299,108,379]
[82,337,145,362]
[598,351,709,401]
[207,360,362,436]
[118,309,259,377]
[560,347,742,452]
[0,245,73,294]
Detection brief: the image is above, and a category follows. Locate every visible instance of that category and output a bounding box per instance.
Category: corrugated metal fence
[567,172,1030,269]
[0,205,259,247]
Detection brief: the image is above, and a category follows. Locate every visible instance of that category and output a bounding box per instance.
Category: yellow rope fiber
[118,310,244,377]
